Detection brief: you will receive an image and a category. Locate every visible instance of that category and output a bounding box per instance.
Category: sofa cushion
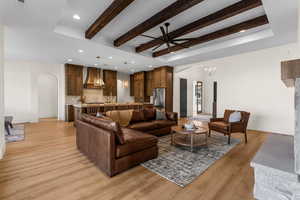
[128,121,157,132]
[131,110,145,123]
[154,120,176,129]
[143,108,156,121]
[210,121,229,130]
[116,128,157,158]
[81,114,125,144]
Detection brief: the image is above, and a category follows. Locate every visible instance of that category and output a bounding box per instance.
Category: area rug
[141,134,240,187]
[5,124,25,143]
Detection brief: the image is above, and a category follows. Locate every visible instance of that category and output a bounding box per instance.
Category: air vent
[18,0,25,3]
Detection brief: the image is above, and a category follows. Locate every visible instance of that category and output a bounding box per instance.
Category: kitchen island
[73,103,153,122]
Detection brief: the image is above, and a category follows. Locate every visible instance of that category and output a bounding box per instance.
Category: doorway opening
[193,81,203,115]
[38,74,58,121]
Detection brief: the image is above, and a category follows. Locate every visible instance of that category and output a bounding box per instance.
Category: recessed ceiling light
[114,67,118,70]
[148,65,153,68]
[240,30,246,33]
[131,60,135,64]
[170,52,175,54]
[94,64,98,66]
[78,49,84,53]
[67,59,72,62]
[108,56,113,59]
[73,14,81,20]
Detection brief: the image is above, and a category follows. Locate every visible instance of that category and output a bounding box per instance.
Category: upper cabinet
[65,64,83,96]
[145,71,153,96]
[103,70,117,96]
[152,66,172,88]
[130,74,134,96]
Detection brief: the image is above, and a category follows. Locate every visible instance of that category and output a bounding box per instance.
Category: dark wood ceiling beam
[136,0,262,53]
[85,0,136,39]
[113,0,205,47]
[152,15,269,57]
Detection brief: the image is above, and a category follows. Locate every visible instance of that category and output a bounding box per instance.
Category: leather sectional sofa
[75,108,178,177]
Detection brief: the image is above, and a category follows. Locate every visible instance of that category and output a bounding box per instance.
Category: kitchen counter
[73,102,152,108]
[72,102,154,123]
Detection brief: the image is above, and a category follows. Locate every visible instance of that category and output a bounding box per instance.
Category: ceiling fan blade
[140,34,165,42]
[152,43,164,51]
[170,41,189,49]
[172,38,196,41]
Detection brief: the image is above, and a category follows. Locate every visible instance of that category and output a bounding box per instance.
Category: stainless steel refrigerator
[153,88,165,109]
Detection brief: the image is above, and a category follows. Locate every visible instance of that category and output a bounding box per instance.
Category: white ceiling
[0,0,298,73]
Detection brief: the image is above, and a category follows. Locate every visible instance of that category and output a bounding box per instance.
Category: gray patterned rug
[141,134,240,187]
[5,124,25,143]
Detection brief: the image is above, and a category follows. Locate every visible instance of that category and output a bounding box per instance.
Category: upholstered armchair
[208,110,250,144]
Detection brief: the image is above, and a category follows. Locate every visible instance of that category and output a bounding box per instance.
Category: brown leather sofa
[127,108,178,136]
[208,110,250,144]
[76,114,158,177]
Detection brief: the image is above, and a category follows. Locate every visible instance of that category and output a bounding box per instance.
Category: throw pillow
[156,110,167,120]
[229,111,241,123]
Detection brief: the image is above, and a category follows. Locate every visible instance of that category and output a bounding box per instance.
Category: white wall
[173,65,205,118]
[174,43,300,135]
[0,25,5,159]
[4,61,65,123]
[38,74,58,118]
[117,72,134,103]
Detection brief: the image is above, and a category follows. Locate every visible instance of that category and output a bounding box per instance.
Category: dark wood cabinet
[65,64,83,96]
[145,71,153,96]
[152,66,173,112]
[103,70,117,96]
[130,74,134,96]
[152,66,171,88]
[130,66,173,108]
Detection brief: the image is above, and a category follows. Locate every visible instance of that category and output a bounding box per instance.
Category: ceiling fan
[139,22,194,52]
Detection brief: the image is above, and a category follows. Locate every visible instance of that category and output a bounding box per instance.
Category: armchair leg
[228,134,231,144]
[244,131,248,143]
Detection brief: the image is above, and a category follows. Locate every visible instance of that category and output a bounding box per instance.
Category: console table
[251,134,300,200]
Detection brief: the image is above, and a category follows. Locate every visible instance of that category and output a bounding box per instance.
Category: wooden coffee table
[171,124,209,152]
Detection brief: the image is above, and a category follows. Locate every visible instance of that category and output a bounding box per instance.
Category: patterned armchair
[208,110,250,144]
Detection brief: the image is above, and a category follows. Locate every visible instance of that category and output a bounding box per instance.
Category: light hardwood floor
[0,120,268,200]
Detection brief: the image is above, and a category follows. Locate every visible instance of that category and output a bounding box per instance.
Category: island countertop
[73,102,153,108]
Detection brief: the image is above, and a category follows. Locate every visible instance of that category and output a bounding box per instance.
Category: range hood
[84,67,105,89]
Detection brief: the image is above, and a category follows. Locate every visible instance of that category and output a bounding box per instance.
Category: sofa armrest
[210,118,224,122]
[76,120,116,177]
[166,112,178,125]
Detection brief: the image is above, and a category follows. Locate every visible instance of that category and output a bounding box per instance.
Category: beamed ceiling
[0,0,298,72]
[84,0,268,57]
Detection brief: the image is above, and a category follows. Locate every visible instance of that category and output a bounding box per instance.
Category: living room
[0,0,299,199]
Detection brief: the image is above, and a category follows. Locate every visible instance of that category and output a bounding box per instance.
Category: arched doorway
[38,74,58,120]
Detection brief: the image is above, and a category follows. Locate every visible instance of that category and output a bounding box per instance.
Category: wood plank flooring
[0,120,268,200]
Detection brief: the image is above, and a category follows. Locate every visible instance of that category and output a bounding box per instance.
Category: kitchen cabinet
[65,64,83,96]
[103,70,117,96]
[130,74,134,96]
[152,66,171,88]
[146,71,153,96]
